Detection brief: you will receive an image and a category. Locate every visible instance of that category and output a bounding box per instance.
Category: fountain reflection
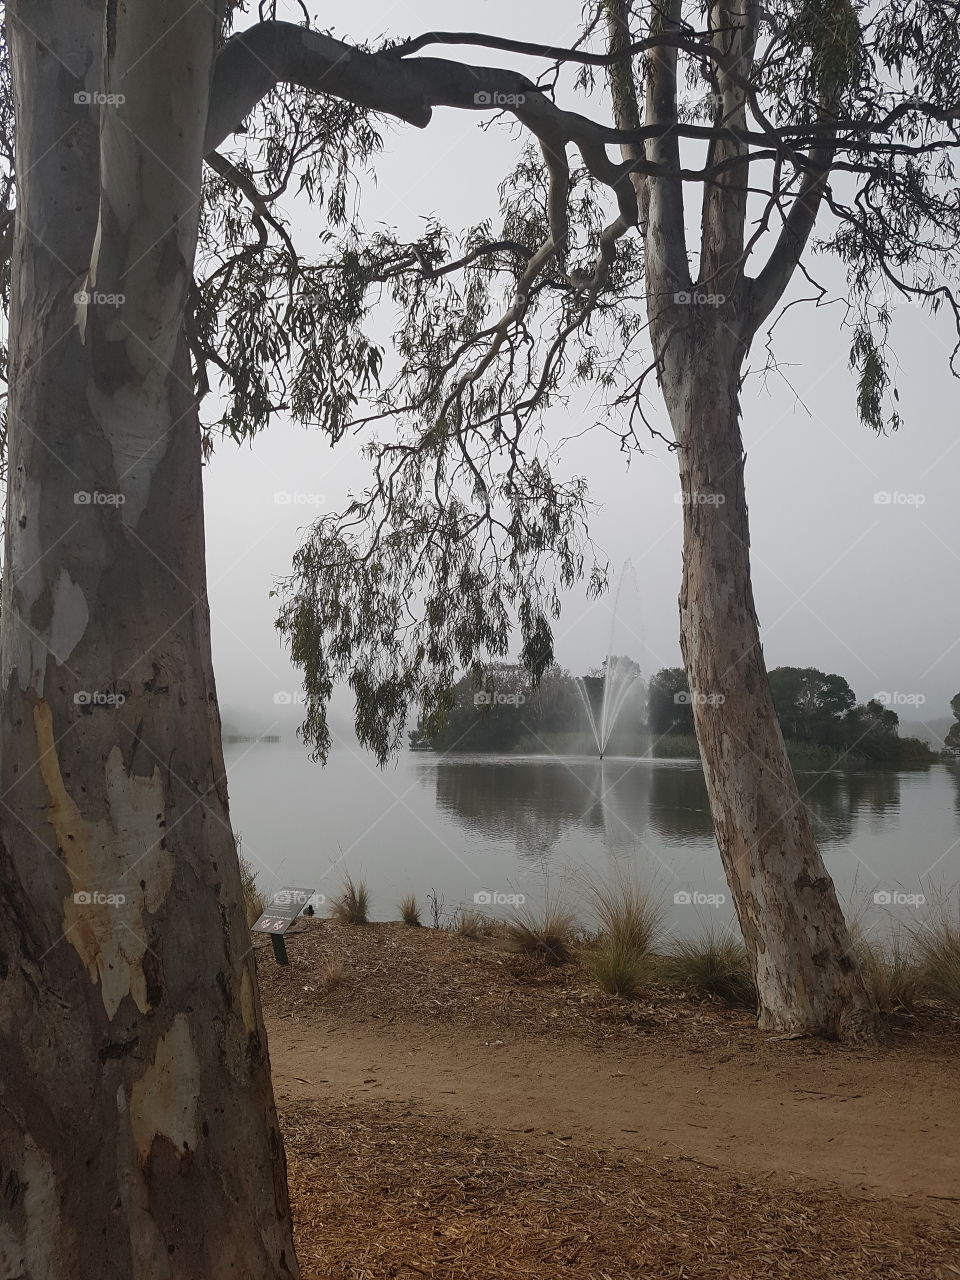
[424,756,724,859]
[421,755,920,865]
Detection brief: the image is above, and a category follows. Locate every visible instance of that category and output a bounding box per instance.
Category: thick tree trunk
[607,0,876,1039]
[0,4,299,1275]
[672,335,879,1041]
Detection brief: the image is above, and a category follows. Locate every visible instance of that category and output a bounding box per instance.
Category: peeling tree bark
[671,331,879,1041]
[0,3,298,1275]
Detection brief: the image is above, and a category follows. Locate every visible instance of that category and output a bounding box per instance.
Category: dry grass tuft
[854,929,922,1015]
[398,893,422,927]
[589,873,664,955]
[582,934,654,999]
[316,957,346,995]
[581,873,663,996]
[503,898,578,966]
[662,927,757,1008]
[914,905,960,1010]
[330,875,370,925]
[455,908,495,940]
[238,850,264,927]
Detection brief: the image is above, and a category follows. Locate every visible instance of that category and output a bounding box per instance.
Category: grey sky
[204,1,960,737]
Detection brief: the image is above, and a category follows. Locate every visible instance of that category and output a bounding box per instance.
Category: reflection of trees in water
[428,761,602,857]
[423,757,917,859]
[426,759,655,858]
[946,762,960,819]
[647,765,714,841]
[424,758,729,859]
[800,769,901,845]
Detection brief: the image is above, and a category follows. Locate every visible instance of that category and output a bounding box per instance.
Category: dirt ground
[259,920,960,1279]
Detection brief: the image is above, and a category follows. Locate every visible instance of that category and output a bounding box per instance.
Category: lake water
[225,743,960,938]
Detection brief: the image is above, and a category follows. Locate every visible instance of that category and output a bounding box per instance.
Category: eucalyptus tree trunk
[607,0,879,1039]
[0,3,298,1275]
[671,331,877,1040]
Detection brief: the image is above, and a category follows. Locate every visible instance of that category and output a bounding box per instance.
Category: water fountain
[574,656,642,758]
[574,565,644,758]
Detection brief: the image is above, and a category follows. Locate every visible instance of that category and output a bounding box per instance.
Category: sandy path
[266,1012,960,1203]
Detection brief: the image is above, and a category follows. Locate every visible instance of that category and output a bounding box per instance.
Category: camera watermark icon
[674,890,726,907]
[74,490,125,506]
[74,290,125,308]
[74,90,126,107]
[74,690,126,708]
[274,491,325,506]
[474,90,526,106]
[473,891,526,906]
[873,890,925,907]
[874,491,925,506]
[673,290,726,307]
[474,690,527,707]
[674,690,725,707]
[874,691,926,708]
[674,491,725,506]
[74,890,126,906]
[272,889,324,908]
[273,691,307,705]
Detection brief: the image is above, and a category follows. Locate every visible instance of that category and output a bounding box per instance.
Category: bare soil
[260,920,960,1279]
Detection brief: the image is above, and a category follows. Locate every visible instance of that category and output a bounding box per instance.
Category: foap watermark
[673,290,726,307]
[867,279,922,313]
[674,690,725,707]
[674,890,726,907]
[273,691,307,705]
[74,90,125,107]
[874,490,925,506]
[874,890,925,908]
[674,491,725,506]
[74,890,126,906]
[74,690,126,708]
[474,90,526,106]
[74,290,125,308]
[680,90,725,114]
[874,691,926,708]
[474,690,527,707]
[273,889,325,909]
[474,890,526,907]
[74,490,125,506]
[274,491,325,506]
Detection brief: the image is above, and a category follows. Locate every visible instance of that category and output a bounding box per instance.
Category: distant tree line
[650,666,937,764]
[411,662,942,765]
[946,693,960,756]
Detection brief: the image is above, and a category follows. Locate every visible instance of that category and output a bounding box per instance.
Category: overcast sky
[204,1,960,741]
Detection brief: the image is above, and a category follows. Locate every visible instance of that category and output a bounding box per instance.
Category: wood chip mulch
[282,1098,960,1280]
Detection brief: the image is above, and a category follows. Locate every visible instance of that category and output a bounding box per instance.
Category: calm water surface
[224,744,960,936]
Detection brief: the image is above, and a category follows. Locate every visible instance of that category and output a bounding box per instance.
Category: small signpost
[251,888,320,966]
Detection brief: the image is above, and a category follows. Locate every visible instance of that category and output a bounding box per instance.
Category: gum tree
[273,1,960,1042]
[0,1,958,1273]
